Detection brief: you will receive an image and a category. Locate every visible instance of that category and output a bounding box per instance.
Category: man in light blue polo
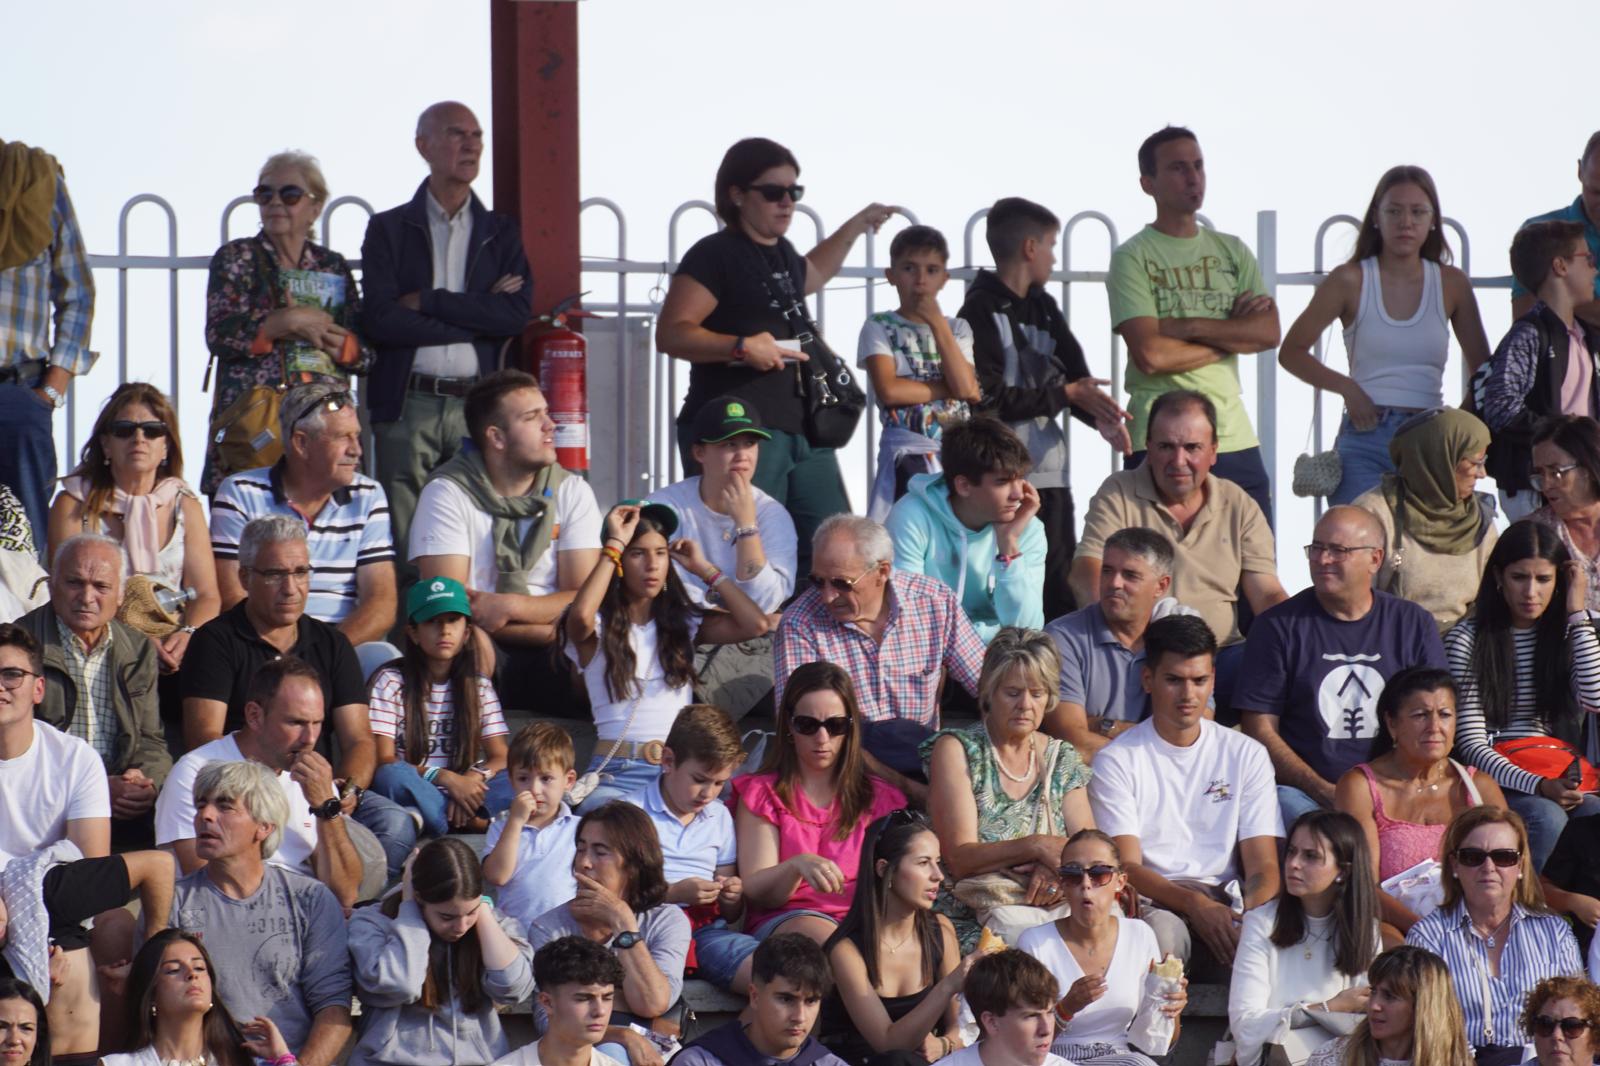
[1512,130,1600,329]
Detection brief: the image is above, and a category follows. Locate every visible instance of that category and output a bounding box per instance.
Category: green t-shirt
[1107,225,1266,453]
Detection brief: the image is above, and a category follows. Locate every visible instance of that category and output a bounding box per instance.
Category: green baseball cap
[691,395,771,444]
[406,576,472,623]
[615,499,680,538]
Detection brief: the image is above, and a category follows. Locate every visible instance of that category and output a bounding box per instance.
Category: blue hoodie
[885,471,1047,642]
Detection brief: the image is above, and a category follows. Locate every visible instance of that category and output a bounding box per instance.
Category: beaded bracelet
[602,545,623,575]
[268,1055,297,1066]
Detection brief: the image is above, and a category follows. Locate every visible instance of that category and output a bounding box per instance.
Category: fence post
[1256,210,1279,528]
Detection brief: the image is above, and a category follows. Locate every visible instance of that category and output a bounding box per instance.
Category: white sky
[9,0,1594,591]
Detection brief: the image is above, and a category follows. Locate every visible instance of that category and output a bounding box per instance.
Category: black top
[819,931,946,1066]
[0,855,130,978]
[675,228,812,434]
[1545,815,1600,955]
[179,601,365,756]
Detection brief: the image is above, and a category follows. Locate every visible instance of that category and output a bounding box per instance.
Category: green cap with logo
[691,395,771,444]
[406,576,472,623]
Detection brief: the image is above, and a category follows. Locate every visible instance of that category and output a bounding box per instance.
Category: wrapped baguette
[1128,954,1184,1056]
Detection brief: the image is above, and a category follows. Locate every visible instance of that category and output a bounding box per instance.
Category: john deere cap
[615,499,680,538]
[690,396,771,444]
[406,576,472,623]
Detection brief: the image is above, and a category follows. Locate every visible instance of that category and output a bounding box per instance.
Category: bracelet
[733,525,761,543]
[423,766,441,784]
[938,1036,951,1058]
[604,537,626,550]
[1054,1005,1075,1029]
[269,1055,297,1066]
[995,551,1020,567]
[730,336,746,363]
[602,545,623,575]
[703,568,726,587]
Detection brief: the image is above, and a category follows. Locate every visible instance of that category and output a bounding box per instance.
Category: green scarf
[427,449,571,593]
[1382,408,1491,555]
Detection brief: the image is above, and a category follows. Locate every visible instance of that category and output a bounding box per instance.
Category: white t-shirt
[935,1045,1071,1066]
[367,667,509,768]
[1087,718,1282,886]
[565,614,702,743]
[0,721,109,863]
[409,475,602,596]
[645,477,796,612]
[154,734,319,875]
[1016,915,1162,1053]
[492,1043,625,1066]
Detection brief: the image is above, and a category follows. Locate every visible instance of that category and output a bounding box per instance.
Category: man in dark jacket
[359,100,533,581]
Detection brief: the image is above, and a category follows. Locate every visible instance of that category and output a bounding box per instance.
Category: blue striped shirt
[210,461,395,624]
[0,176,96,374]
[1406,901,1581,1047]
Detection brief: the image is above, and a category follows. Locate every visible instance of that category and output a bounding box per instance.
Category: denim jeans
[351,788,420,881]
[1330,409,1412,506]
[368,762,511,839]
[574,755,662,814]
[1505,789,1600,871]
[0,382,57,552]
[1277,784,1328,833]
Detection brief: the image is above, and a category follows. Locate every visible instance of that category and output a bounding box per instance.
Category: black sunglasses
[252,184,308,206]
[792,714,851,737]
[290,391,351,433]
[1533,1016,1594,1039]
[748,183,805,204]
[1057,863,1120,887]
[1455,847,1521,869]
[108,420,168,441]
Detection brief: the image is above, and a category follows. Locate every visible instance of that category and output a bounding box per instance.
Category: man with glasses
[1236,506,1446,829]
[360,101,532,584]
[211,383,400,674]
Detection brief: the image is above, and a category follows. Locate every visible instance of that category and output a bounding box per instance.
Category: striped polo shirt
[210,461,395,624]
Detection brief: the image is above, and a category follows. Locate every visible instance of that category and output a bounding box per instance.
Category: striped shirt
[367,666,507,769]
[1406,901,1581,1047]
[210,461,395,624]
[0,177,96,375]
[1444,616,1600,795]
[54,616,117,762]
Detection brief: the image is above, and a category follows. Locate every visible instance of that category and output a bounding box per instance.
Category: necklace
[884,927,916,954]
[991,732,1037,784]
[1303,925,1331,961]
[1475,911,1512,949]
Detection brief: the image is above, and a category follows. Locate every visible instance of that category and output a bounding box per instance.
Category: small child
[492,936,629,1066]
[857,224,983,520]
[482,722,581,933]
[368,576,510,836]
[622,704,752,992]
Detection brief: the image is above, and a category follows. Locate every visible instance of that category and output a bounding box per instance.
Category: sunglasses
[1533,1016,1594,1039]
[252,184,309,206]
[748,183,805,204]
[1455,847,1522,869]
[807,564,879,595]
[290,391,351,433]
[108,420,168,441]
[1057,863,1120,887]
[791,714,851,737]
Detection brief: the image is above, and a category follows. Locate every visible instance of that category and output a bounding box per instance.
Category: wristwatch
[612,931,644,950]
[1095,716,1120,737]
[40,383,65,409]
[311,796,343,820]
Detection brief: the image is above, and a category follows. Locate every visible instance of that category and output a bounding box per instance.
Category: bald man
[359,100,533,584]
[1235,506,1447,827]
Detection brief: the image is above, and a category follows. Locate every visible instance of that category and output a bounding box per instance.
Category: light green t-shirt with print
[1107,224,1266,453]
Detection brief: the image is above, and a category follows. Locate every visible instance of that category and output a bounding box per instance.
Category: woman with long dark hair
[1529,415,1600,615]
[1305,945,1473,1066]
[1229,811,1382,1066]
[1445,519,1600,869]
[562,501,768,811]
[1279,165,1490,505]
[0,979,48,1066]
[735,662,907,947]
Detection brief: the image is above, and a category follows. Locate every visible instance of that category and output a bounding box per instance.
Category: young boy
[493,935,628,1066]
[621,704,755,992]
[857,224,982,519]
[672,933,848,1066]
[1476,218,1600,519]
[885,416,1047,643]
[959,197,1129,621]
[482,722,581,933]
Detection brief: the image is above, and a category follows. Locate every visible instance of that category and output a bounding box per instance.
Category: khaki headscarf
[0,140,60,271]
[1381,408,1492,555]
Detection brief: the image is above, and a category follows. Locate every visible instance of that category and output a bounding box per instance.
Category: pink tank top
[1357,761,1482,881]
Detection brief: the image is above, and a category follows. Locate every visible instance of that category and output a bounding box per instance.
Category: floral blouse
[201,234,371,493]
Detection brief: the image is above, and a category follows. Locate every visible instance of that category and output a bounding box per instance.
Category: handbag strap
[588,690,645,780]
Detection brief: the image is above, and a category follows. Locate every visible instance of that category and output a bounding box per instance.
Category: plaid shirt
[55,615,117,762]
[773,570,985,727]
[0,178,96,375]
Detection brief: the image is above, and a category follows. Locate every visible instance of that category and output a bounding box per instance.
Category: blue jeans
[693,920,760,989]
[0,382,57,553]
[1127,445,1273,530]
[369,762,511,839]
[1330,409,1412,506]
[574,755,662,814]
[351,788,419,880]
[1505,789,1600,871]
[1277,785,1328,833]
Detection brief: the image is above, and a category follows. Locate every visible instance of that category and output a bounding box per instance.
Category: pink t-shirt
[730,771,907,930]
[1560,324,1595,419]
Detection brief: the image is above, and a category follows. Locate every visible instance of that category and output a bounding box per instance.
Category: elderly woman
[1304,945,1473,1066]
[47,383,220,673]
[923,627,1093,952]
[1521,976,1600,1066]
[656,137,896,569]
[1529,415,1600,615]
[203,150,371,494]
[1352,407,1497,632]
[1405,807,1582,1066]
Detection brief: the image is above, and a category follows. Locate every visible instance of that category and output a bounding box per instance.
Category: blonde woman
[1305,945,1473,1066]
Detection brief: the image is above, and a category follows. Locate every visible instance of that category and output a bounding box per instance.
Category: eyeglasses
[1455,847,1521,869]
[1531,464,1582,490]
[807,564,879,595]
[1568,251,1598,269]
[1304,542,1380,560]
[0,667,38,690]
[290,391,351,433]
[108,420,168,441]
[252,184,309,206]
[1057,862,1120,887]
[247,566,314,587]
[747,183,805,204]
[1532,1015,1594,1039]
[791,714,851,737]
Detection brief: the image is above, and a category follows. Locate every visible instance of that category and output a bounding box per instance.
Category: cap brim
[409,600,472,623]
[698,427,771,443]
[639,502,680,537]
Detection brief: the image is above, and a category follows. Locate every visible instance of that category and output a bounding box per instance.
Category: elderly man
[181,515,415,881]
[773,514,985,800]
[1070,389,1287,713]
[168,757,351,1066]
[211,383,398,663]
[360,101,533,578]
[17,533,169,843]
[1236,505,1447,827]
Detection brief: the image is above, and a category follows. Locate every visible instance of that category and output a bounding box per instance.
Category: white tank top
[1343,256,1450,410]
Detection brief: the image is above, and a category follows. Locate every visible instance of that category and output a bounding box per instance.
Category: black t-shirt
[675,228,811,434]
[179,601,365,757]
[1545,815,1600,954]
[0,856,131,978]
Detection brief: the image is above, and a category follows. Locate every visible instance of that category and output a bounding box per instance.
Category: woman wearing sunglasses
[1228,811,1380,1066]
[1304,945,1472,1066]
[47,382,220,673]
[733,662,907,948]
[1521,976,1600,1066]
[1013,829,1180,1066]
[203,150,372,493]
[657,137,897,571]
[1405,806,1582,1066]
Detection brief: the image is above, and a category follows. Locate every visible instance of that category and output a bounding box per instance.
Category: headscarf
[1381,408,1491,555]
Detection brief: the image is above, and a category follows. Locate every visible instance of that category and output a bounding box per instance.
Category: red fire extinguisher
[527,293,602,474]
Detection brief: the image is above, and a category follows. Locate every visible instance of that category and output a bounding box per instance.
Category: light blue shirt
[622,777,736,886]
[481,803,579,932]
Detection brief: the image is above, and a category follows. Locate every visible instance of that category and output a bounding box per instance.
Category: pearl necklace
[990,732,1037,784]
